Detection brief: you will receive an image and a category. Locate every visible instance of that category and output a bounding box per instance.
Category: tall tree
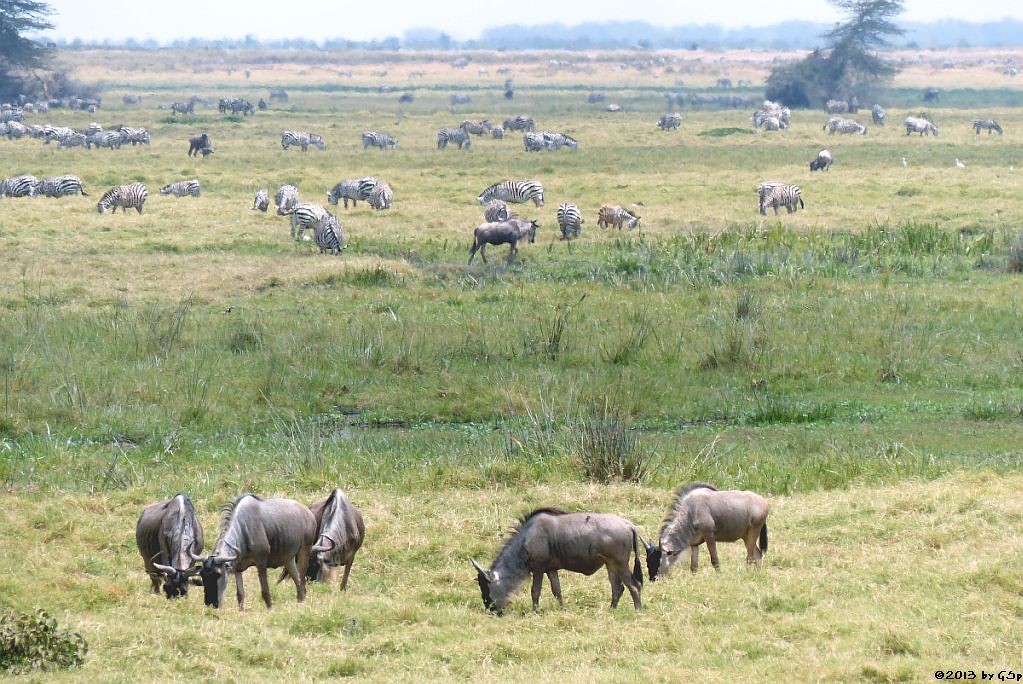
[0,0,54,99]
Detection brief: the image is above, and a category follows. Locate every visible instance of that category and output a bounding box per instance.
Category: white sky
[40,0,1023,43]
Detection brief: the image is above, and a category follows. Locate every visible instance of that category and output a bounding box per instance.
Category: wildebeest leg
[690,545,699,573]
[339,562,353,591]
[623,574,642,610]
[706,536,720,570]
[148,573,162,594]
[479,244,488,263]
[507,242,517,263]
[235,570,246,611]
[257,565,272,608]
[608,569,624,608]
[530,572,545,609]
[283,556,305,603]
[546,571,563,606]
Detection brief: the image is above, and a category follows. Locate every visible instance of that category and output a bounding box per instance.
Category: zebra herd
[0,173,89,199]
[1,122,151,149]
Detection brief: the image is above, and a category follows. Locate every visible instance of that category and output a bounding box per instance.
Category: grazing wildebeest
[471,508,645,614]
[467,218,538,265]
[135,494,204,598]
[810,148,833,172]
[305,489,365,589]
[646,483,769,581]
[188,133,210,157]
[196,494,316,610]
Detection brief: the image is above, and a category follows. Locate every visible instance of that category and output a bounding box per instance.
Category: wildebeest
[136,494,205,598]
[188,133,210,157]
[471,508,645,613]
[810,148,833,172]
[196,494,316,610]
[646,483,769,581]
[305,489,365,589]
[467,218,538,265]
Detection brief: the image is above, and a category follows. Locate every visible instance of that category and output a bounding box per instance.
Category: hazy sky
[41,0,1023,43]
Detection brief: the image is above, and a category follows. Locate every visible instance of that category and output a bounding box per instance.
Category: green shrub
[0,609,87,674]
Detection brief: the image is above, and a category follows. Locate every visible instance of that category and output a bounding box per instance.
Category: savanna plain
[2,48,1023,682]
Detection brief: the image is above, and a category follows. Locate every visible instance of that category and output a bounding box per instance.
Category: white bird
[955,158,966,168]
[901,157,907,167]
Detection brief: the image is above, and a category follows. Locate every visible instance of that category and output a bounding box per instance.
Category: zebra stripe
[219,97,255,116]
[87,131,124,149]
[523,132,545,152]
[160,179,201,198]
[757,182,803,215]
[972,118,1003,135]
[502,115,535,132]
[367,181,393,211]
[490,126,505,139]
[118,126,151,145]
[483,200,509,222]
[904,117,938,136]
[97,182,147,214]
[290,203,333,240]
[38,175,88,198]
[84,122,103,136]
[327,177,377,208]
[460,119,492,135]
[4,121,28,139]
[437,127,472,149]
[597,204,640,230]
[362,131,397,150]
[58,132,88,148]
[170,101,194,115]
[477,180,544,207]
[824,117,867,135]
[314,214,344,255]
[281,131,326,151]
[556,203,583,239]
[1,174,39,198]
[657,112,681,130]
[252,188,269,212]
[43,125,76,144]
[275,184,299,215]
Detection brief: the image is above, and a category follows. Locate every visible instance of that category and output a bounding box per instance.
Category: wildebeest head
[470,558,499,613]
[526,220,539,243]
[152,561,200,598]
[644,542,662,582]
[655,538,684,578]
[310,534,339,581]
[197,554,232,608]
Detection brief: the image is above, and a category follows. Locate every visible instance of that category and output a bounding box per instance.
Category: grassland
[2,48,1023,681]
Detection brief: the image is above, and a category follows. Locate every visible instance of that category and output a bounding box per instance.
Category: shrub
[0,609,87,674]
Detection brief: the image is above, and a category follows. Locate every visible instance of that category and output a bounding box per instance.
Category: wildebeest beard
[162,570,190,598]
[646,546,662,581]
[476,571,494,611]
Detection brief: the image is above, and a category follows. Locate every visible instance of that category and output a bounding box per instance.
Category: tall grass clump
[576,396,652,482]
[698,289,765,370]
[1006,232,1023,273]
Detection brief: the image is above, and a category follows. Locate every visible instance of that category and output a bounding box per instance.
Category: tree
[0,0,55,100]
[766,0,904,108]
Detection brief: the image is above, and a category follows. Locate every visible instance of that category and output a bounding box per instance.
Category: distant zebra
[4,121,28,139]
[289,202,332,240]
[824,117,867,135]
[556,203,583,239]
[490,126,504,139]
[871,104,886,126]
[84,122,104,136]
[170,101,194,115]
[523,132,545,152]
[58,132,88,149]
[826,99,849,114]
[972,118,1003,135]
[477,179,544,208]
[904,117,938,136]
[483,200,509,222]
[327,177,377,209]
[461,119,492,136]
[367,181,393,211]
[281,130,326,152]
[503,115,535,132]
[313,214,344,255]
[252,188,269,212]
[757,182,803,215]
[97,182,147,214]
[275,184,299,216]
[219,97,255,116]
[43,125,76,144]
[542,131,578,150]
[38,175,88,197]
[160,179,201,198]
[437,127,472,149]
[597,204,640,230]
[657,112,682,130]
[0,174,39,198]
[810,149,833,172]
[87,130,123,149]
[362,131,397,150]
[119,126,151,145]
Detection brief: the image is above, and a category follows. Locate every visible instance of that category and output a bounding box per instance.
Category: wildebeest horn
[152,562,177,575]
[470,558,491,578]
[189,550,204,561]
[311,535,336,553]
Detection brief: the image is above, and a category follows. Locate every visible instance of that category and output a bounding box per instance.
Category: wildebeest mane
[491,508,568,565]
[218,493,262,539]
[660,483,718,532]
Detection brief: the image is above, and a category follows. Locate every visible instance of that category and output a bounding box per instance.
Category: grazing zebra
[824,117,867,135]
[460,119,492,136]
[597,204,641,230]
[160,179,201,198]
[43,125,76,144]
[761,116,782,131]
[87,130,123,149]
[367,181,393,211]
[757,182,803,215]
[753,101,790,129]
[119,126,151,145]
[275,184,299,216]
[188,133,211,157]
[38,175,88,197]
[327,177,377,209]
[810,149,833,172]
[972,118,1003,135]
[657,112,682,130]
[281,131,326,152]
[97,182,148,214]
[0,174,39,198]
[904,117,939,136]
[483,200,509,222]
[4,121,28,139]
[289,202,332,240]
[542,132,578,150]
[502,115,535,132]
[523,132,545,152]
[362,131,397,150]
[437,127,472,149]
[170,101,194,115]
[219,97,255,116]
[871,104,886,126]
[84,122,103,136]
[826,99,849,114]
[556,203,583,239]
[313,214,344,255]
[477,180,544,208]
[490,126,504,139]
[58,132,88,149]
[252,189,269,212]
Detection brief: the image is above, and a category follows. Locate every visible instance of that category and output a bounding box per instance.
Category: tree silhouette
[0,0,55,99]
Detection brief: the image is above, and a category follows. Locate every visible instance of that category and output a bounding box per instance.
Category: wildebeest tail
[759,522,768,554]
[631,529,644,586]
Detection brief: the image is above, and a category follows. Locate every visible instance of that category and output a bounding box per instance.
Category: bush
[0,609,87,674]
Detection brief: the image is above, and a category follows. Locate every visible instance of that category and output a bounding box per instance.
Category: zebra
[761,116,782,131]
[757,182,803,215]
[160,179,201,198]
[58,132,88,149]
[541,132,578,150]
[43,125,76,144]
[753,101,790,129]
[275,184,299,216]
[826,99,849,114]
[327,177,377,209]
[824,117,867,135]
[597,204,641,230]
[219,97,254,116]
[281,131,326,152]
[657,112,682,130]
[460,119,492,136]
[367,181,393,210]
[0,174,39,198]
[972,118,1003,135]
[38,175,88,197]
[252,188,269,212]
[289,202,333,240]
[170,101,194,115]
[905,117,938,136]
[477,180,544,208]
[483,200,509,222]
[4,121,28,139]
[523,132,546,152]
[97,182,147,214]
[362,131,397,150]
[84,122,104,136]
[490,126,504,139]
[118,126,151,145]
[313,214,344,255]
[556,203,583,239]
[437,127,472,150]
[503,115,535,132]
[810,149,833,172]
[871,104,886,126]
[87,130,124,150]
